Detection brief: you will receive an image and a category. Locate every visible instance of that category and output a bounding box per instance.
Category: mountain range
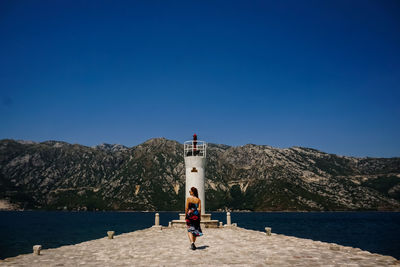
[1,138,399,211]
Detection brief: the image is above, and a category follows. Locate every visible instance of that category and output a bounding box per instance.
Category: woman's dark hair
[190,187,199,198]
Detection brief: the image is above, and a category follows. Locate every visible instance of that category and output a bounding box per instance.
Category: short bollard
[265,227,272,236]
[227,212,231,226]
[33,245,42,255]
[168,221,172,227]
[107,231,115,239]
[155,213,160,226]
[219,222,223,228]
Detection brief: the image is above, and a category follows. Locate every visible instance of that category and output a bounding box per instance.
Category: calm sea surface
[0,211,399,260]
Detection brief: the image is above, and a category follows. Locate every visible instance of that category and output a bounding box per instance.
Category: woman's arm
[198,199,201,218]
[185,197,190,215]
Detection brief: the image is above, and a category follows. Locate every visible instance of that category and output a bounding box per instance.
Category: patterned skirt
[186,209,203,236]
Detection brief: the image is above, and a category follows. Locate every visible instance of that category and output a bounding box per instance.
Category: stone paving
[1,226,399,266]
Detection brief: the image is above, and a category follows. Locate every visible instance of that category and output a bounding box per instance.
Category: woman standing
[185,187,203,250]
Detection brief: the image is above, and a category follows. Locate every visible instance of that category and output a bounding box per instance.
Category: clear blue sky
[1,0,399,157]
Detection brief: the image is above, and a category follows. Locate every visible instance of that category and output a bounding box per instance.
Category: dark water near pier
[0,211,399,260]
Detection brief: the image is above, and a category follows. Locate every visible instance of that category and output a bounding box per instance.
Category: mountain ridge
[1,138,399,211]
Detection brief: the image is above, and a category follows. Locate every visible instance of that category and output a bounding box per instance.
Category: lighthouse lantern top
[184,133,206,158]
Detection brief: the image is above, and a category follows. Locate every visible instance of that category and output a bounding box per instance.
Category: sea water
[0,211,399,260]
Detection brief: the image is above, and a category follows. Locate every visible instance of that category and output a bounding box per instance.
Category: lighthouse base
[170,213,220,228]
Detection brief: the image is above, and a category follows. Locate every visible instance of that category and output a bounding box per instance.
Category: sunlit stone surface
[2,227,399,266]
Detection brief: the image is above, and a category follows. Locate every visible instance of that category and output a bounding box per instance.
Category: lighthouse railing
[184,141,206,157]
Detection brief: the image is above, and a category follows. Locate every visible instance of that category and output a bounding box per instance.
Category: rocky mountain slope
[1,138,399,211]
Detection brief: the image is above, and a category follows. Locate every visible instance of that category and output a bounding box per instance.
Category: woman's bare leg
[187,232,194,243]
[193,236,197,243]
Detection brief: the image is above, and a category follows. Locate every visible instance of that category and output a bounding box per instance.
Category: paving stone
[1,227,399,266]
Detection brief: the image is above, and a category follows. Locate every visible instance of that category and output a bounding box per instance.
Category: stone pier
[1,227,399,266]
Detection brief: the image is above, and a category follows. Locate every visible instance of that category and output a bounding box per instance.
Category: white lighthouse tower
[170,134,219,228]
[184,134,206,214]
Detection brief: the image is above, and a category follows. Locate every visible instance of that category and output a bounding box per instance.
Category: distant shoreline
[1,209,399,213]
